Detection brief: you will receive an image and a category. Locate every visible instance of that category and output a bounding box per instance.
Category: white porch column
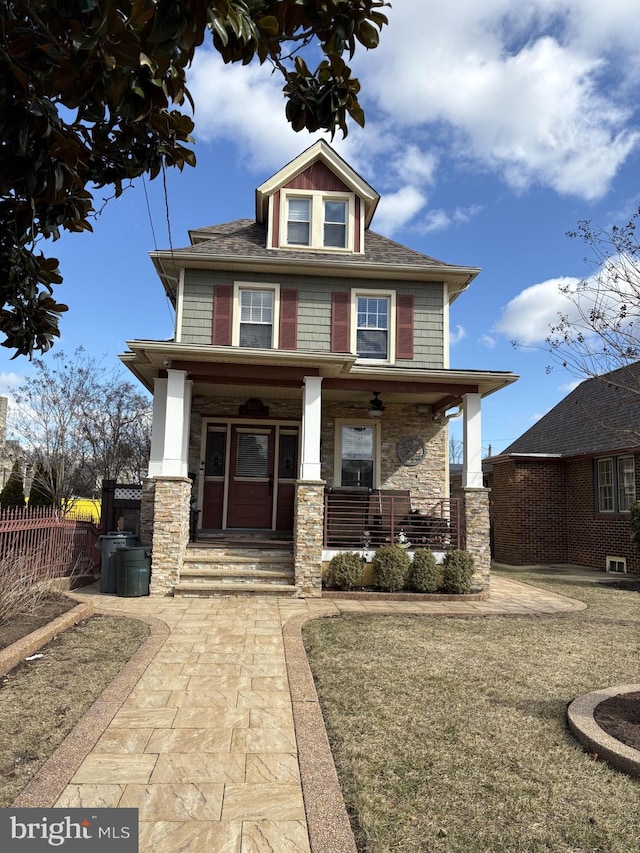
[148,370,192,478]
[300,376,323,480]
[462,392,483,488]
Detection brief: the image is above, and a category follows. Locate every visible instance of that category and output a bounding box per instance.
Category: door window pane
[287,198,310,245]
[356,297,389,359]
[279,433,298,479]
[236,433,269,477]
[341,426,374,488]
[205,430,226,477]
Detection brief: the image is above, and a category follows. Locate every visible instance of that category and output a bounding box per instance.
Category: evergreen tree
[28,463,53,508]
[0,460,25,508]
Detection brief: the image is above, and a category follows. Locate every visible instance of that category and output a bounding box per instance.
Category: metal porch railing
[323,488,460,551]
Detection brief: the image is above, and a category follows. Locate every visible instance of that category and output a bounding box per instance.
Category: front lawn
[303,572,640,852]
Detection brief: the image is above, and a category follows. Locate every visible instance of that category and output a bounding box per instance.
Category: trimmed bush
[373,545,411,592]
[441,550,475,594]
[0,461,25,509]
[327,552,364,590]
[408,548,443,593]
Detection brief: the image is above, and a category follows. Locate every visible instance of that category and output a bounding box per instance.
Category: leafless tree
[11,349,151,510]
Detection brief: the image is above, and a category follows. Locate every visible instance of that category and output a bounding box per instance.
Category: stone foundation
[294,480,325,597]
[463,487,491,591]
[148,476,191,596]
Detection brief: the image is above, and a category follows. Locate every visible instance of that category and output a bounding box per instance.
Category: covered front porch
[121,342,516,597]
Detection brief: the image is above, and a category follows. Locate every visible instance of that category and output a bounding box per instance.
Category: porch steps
[174,540,299,598]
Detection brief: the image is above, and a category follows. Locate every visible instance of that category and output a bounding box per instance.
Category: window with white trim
[336,423,379,488]
[350,290,396,363]
[233,283,280,349]
[281,191,353,251]
[596,455,635,512]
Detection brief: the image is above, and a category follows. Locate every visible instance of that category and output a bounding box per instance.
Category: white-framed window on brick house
[281,191,354,251]
[232,282,280,349]
[335,421,381,488]
[596,455,635,512]
[351,290,396,363]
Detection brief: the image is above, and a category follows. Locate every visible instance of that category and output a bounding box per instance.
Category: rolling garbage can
[116,546,151,597]
[96,532,139,593]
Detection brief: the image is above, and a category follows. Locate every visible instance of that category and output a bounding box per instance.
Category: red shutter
[279,288,298,350]
[396,294,414,359]
[331,292,351,353]
[212,285,232,345]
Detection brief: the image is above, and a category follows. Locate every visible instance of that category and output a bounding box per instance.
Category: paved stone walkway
[20,575,585,852]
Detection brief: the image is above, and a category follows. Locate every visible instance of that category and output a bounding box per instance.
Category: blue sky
[2,0,640,455]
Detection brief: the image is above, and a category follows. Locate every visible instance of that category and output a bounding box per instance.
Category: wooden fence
[0,506,100,580]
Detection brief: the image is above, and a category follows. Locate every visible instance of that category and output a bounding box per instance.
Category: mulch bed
[0,596,77,651]
[594,691,640,752]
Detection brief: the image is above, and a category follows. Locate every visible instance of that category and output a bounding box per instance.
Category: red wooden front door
[201,423,298,531]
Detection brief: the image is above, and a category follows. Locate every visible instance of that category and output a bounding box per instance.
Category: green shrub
[441,550,475,594]
[327,552,364,590]
[0,461,25,509]
[373,545,411,592]
[408,549,443,593]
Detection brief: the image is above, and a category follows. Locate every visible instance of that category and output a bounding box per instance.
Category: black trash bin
[116,546,151,597]
[97,532,139,593]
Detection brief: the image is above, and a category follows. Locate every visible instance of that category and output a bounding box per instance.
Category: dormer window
[280,190,354,251]
[287,198,311,245]
[324,200,347,248]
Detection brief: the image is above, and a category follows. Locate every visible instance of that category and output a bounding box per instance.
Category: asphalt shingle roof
[502,363,640,457]
[177,219,469,271]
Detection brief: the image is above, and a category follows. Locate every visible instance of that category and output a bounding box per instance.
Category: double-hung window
[596,455,635,512]
[337,423,378,488]
[233,283,280,349]
[350,290,395,362]
[282,192,352,250]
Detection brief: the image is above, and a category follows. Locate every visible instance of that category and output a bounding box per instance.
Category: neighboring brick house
[121,141,517,596]
[488,363,640,574]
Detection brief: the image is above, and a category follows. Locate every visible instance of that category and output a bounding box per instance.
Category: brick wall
[491,454,640,573]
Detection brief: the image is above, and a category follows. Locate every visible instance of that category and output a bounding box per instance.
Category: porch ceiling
[120,340,518,410]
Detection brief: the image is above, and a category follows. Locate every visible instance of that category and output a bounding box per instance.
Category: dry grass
[303,571,640,853]
[0,613,149,807]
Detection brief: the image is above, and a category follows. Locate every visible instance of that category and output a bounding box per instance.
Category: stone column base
[294,480,326,598]
[463,487,491,591]
[148,476,191,597]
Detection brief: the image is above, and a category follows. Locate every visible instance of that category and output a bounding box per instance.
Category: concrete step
[180,566,295,585]
[174,581,300,598]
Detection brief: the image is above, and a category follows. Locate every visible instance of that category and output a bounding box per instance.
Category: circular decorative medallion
[397,435,426,466]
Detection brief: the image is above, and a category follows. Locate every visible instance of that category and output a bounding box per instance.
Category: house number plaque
[397,435,426,466]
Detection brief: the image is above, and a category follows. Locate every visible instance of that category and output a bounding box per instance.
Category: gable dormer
[255,140,379,254]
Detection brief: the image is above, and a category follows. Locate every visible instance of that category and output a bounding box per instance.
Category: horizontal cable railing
[324,489,461,551]
[0,506,100,581]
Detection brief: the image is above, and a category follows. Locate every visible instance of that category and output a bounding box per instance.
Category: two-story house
[120,141,517,597]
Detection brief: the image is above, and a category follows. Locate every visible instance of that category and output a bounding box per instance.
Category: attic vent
[606,556,627,574]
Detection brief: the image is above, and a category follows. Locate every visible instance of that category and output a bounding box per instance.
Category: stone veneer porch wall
[463,487,491,591]
[294,480,325,597]
[146,476,191,596]
[320,401,447,497]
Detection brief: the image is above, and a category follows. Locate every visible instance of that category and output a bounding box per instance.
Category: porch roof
[120,340,518,413]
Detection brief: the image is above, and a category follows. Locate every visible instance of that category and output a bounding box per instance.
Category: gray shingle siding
[179,269,445,367]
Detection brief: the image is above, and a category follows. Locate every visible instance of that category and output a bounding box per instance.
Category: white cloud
[494,276,582,344]
[558,380,581,393]
[419,205,483,233]
[374,186,427,236]
[362,1,640,200]
[450,324,467,344]
[479,334,497,349]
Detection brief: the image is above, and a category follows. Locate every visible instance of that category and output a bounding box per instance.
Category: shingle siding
[180,269,445,367]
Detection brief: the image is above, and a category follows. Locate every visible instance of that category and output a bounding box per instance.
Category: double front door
[201,422,298,531]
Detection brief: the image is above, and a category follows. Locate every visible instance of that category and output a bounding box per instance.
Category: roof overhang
[149,250,480,308]
[119,341,518,412]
